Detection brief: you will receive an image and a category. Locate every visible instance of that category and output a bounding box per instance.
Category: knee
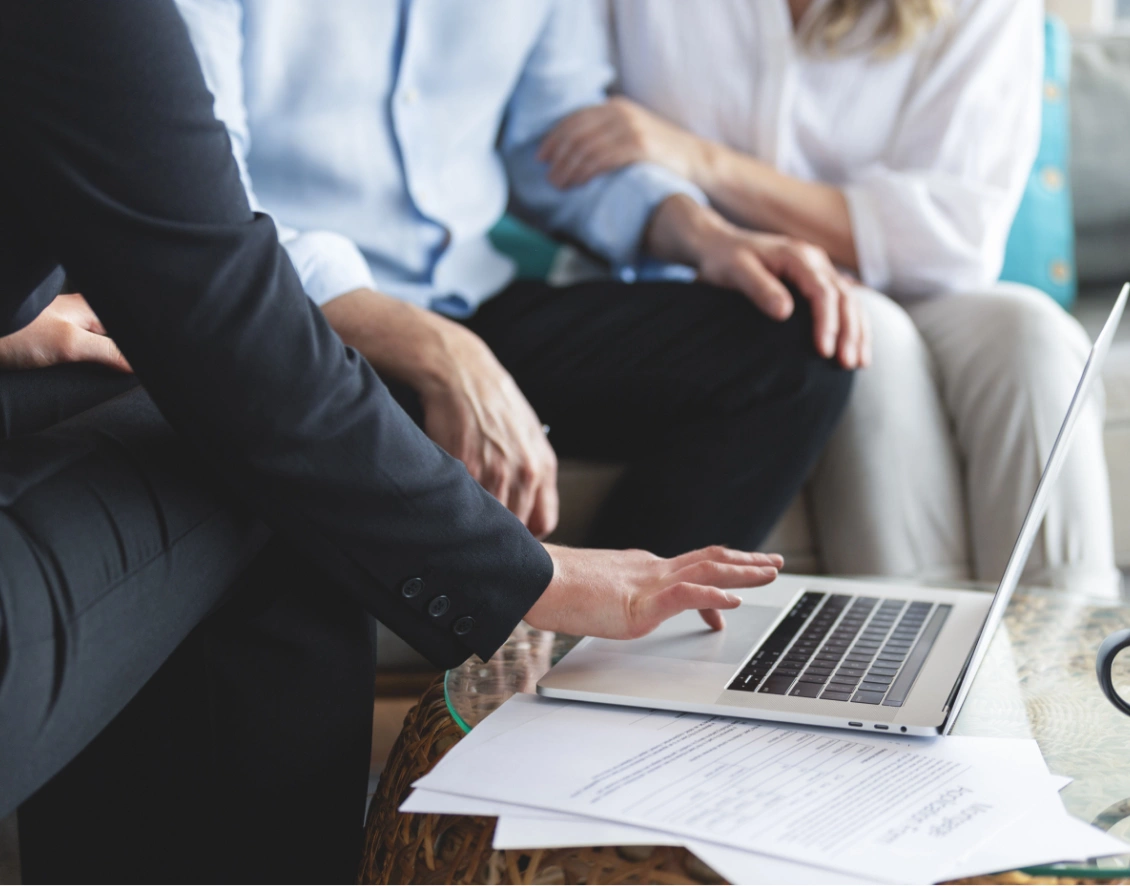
[842,289,934,427]
[773,297,856,422]
[961,284,1091,376]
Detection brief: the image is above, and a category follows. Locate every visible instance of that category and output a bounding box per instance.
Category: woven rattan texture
[359,677,1130,885]
[359,676,724,884]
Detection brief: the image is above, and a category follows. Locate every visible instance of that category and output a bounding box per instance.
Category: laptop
[539,284,1129,737]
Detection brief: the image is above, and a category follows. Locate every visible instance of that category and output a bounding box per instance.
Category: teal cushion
[1000,16,1077,308]
[487,214,561,280]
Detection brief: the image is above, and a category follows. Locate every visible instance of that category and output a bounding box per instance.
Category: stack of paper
[403,694,1129,884]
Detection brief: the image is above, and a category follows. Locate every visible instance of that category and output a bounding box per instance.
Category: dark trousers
[0,367,375,883]
[463,279,853,554]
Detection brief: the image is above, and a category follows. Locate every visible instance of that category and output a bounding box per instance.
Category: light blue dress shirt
[174,0,705,316]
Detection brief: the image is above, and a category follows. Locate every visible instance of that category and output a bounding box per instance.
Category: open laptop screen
[943,283,1129,733]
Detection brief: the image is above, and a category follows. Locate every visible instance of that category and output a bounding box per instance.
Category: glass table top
[443,586,1130,879]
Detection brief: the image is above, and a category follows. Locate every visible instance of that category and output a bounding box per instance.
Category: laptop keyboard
[727,591,951,707]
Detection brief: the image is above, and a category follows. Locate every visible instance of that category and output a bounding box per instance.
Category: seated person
[546,0,1118,594]
[173,0,856,559]
[0,3,799,880]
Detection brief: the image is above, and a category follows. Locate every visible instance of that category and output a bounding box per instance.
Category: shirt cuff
[584,162,708,267]
[279,229,377,306]
[843,182,893,294]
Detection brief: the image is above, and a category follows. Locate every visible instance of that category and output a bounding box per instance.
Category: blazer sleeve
[0,0,553,668]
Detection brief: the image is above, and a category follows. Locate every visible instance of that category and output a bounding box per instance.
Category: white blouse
[608,0,1044,298]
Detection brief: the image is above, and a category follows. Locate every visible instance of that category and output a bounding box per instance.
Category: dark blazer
[0,0,553,668]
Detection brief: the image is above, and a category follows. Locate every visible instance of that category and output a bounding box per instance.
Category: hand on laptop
[323,287,559,538]
[646,195,870,370]
[0,293,131,373]
[526,544,783,639]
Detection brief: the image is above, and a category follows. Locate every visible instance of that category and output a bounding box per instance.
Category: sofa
[375,31,1130,669]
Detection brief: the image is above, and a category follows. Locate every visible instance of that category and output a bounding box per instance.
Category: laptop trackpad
[583,604,781,665]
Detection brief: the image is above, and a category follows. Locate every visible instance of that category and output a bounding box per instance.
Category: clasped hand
[0,293,130,373]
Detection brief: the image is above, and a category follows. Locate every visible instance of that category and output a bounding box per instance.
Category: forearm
[697,142,859,272]
[320,287,461,394]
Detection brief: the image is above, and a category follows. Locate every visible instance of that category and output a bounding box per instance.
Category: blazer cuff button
[401,577,424,599]
[453,616,475,636]
[428,595,451,617]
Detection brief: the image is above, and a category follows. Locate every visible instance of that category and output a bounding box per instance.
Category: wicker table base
[359,676,1123,885]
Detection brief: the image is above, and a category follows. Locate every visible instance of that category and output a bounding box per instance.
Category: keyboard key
[828,675,860,686]
[759,676,794,694]
[774,667,801,676]
[835,666,866,676]
[790,682,823,698]
[821,690,853,701]
[862,674,894,684]
[804,666,833,676]
[797,673,828,684]
[859,681,889,693]
[851,691,886,705]
[867,668,899,678]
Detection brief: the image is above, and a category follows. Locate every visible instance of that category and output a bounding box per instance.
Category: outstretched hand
[526,544,783,639]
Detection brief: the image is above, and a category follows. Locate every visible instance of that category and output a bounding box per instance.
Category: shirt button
[428,595,451,617]
[401,577,424,599]
[453,616,475,636]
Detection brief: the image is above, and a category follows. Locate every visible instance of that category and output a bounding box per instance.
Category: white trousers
[809,283,1120,598]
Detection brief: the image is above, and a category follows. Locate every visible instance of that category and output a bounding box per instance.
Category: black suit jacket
[0,0,552,668]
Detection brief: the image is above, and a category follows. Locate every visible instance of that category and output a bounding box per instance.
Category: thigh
[809,289,969,578]
[18,539,376,884]
[904,285,1114,587]
[0,363,140,440]
[466,279,830,459]
[0,385,269,817]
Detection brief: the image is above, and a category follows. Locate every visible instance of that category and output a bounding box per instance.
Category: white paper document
[415,695,1122,883]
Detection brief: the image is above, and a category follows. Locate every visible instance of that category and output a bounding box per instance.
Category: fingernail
[725,593,743,605]
[823,335,835,356]
[844,344,857,365]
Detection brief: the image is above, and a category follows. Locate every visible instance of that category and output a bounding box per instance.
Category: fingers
[781,247,841,359]
[673,545,784,570]
[726,251,794,321]
[539,108,606,176]
[671,560,779,589]
[58,293,108,334]
[552,135,635,189]
[527,479,560,540]
[857,289,873,368]
[835,281,863,369]
[637,582,743,636]
[70,328,133,372]
[699,608,726,631]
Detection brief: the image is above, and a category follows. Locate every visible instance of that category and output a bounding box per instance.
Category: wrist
[645,194,735,268]
[688,137,727,195]
[524,543,564,631]
[322,287,463,392]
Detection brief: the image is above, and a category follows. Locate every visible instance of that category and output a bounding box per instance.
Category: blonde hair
[802,0,950,56]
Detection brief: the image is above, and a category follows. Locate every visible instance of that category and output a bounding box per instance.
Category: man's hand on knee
[645,195,871,369]
[0,293,132,373]
[322,287,559,538]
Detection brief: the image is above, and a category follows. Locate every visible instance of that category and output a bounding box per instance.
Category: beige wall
[1047,0,1115,30]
